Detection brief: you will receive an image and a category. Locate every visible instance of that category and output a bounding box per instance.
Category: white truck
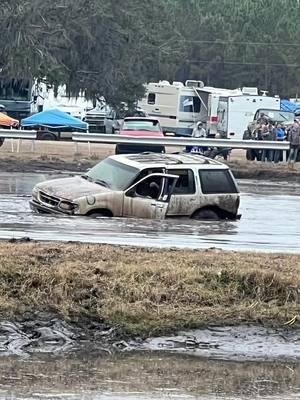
[139,81,281,139]
[215,89,281,139]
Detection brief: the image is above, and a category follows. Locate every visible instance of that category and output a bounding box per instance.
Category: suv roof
[111,153,228,169]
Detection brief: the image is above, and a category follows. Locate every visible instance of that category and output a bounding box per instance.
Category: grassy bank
[0,242,299,337]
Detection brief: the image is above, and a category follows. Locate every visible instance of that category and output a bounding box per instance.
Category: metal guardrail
[0,129,37,153]
[72,132,290,150]
[0,129,37,139]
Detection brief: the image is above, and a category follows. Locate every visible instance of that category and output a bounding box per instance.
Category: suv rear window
[199,170,238,194]
[168,169,195,194]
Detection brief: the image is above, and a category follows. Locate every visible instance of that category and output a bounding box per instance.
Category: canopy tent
[21,108,88,130]
[0,112,19,127]
[280,99,300,113]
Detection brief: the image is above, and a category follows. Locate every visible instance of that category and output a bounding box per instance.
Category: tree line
[1,0,300,104]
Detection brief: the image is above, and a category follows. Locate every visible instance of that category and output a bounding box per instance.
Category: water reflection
[0,352,299,399]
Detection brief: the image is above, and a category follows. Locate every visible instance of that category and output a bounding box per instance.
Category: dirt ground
[0,139,299,181]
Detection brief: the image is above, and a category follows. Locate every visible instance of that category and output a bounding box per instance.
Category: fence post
[282,150,287,162]
[17,139,22,153]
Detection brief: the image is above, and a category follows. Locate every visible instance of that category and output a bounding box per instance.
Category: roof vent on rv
[173,81,184,87]
[159,80,171,85]
[185,80,205,88]
[241,87,258,95]
[260,90,269,96]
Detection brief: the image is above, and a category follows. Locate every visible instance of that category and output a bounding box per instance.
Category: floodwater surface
[0,352,300,399]
[0,172,299,252]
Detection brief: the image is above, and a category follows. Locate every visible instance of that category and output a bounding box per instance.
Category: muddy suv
[30,153,240,220]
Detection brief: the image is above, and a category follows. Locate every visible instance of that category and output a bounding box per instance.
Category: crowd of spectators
[243,113,300,164]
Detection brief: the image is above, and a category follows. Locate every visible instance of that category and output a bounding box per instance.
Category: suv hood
[36,176,110,200]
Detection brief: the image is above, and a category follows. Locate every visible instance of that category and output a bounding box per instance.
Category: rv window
[179,96,201,113]
[147,93,156,105]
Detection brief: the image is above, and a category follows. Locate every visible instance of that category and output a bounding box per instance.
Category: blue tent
[280,99,300,113]
[21,108,88,130]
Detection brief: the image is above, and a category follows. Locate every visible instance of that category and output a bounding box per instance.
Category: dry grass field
[0,242,299,336]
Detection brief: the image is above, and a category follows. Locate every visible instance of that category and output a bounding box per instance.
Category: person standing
[261,123,276,162]
[288,119,300,165]
[273,123,286,163]
[192,121,206,138]
[190,121,206,153]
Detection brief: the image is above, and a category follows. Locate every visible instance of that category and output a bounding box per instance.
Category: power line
[177,39,300,47]
[186,59,300,67]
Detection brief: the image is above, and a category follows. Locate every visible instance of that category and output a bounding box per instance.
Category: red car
[115,117,165,154]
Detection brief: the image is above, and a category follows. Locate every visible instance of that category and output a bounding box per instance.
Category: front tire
[88,212,108,218]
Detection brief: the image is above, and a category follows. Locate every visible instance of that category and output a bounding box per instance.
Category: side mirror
[126,189,136,197]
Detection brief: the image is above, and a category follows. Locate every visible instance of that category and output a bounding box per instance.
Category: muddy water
[0,352,300,399]
[0,172,299,252]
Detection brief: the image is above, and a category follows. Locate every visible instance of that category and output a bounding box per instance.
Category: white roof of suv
[110,153,229,170]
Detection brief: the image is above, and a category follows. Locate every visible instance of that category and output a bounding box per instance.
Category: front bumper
[29,199,73,215]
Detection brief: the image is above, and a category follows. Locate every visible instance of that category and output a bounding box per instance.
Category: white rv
[139,81,282,138]
[138,80,206,136]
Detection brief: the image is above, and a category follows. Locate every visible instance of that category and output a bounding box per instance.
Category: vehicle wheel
[38,132,57,141]
[0,138,4,147]
[88,212,108,218]
[192,209,219,220]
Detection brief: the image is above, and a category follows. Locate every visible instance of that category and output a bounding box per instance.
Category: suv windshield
[123,120,161,131]
[85,158,139,190]
[254,109,294,123]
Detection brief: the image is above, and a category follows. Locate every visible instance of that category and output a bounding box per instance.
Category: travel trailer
[139,80,206,136]
[215,89,280,139]
[139,81,282,138]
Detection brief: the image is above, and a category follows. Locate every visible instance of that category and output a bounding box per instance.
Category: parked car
[30,153,240,220]
[105,107,147,134]
[115,117,165,154]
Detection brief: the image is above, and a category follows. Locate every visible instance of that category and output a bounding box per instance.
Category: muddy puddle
[0,318,300,399]
[0,172,298,252]
[0,351,300,399]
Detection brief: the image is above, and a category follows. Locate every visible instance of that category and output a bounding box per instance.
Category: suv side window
[168,169,195,194]
[199,170,238,194]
